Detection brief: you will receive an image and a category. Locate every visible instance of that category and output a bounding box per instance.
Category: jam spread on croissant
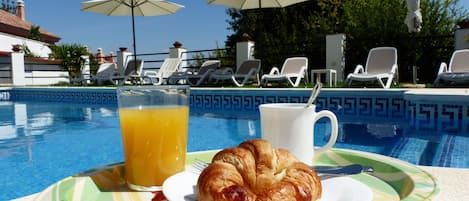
[221,185,254,201]
[196,139,322,201]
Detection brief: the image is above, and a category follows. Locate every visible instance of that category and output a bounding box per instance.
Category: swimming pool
[1,87,468,200]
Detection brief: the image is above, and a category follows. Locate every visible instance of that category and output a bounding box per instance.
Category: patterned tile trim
[189,89,406,120]
[408,102,469,132]
[2,88,469,132]
[6,87,117,105]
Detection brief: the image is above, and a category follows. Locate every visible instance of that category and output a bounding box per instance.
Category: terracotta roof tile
[0,50,10,57]
[0,9,60,44]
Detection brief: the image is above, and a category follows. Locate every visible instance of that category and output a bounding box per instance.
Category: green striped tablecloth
[33,148,439,201]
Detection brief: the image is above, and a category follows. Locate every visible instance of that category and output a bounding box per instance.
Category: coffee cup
[259,103,338,166]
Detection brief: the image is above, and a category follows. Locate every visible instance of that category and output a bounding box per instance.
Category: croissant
[196,139,322,201]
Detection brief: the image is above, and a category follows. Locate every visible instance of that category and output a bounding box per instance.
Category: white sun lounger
[210,59,261,87]
[433,49,469,86]
[167,60,221,86]
[260,57,308,87]
[345,47,398,89]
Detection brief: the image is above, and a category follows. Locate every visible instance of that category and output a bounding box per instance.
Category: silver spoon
[305,82,322,108]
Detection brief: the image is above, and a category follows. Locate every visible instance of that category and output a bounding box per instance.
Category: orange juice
[118,106,189,188]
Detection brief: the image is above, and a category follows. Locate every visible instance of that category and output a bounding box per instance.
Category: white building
[0,1,68,86]
[0,0,60,57]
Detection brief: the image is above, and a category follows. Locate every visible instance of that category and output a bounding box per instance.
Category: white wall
[0,32,52,58]
[24,61,69,85]
[455,29,469,50]
[24,71,69,85]
[326,34,346,81]
[236,41,255,70]
[0,53,69,86]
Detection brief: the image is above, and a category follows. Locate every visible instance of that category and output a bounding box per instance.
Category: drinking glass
[116,85,190,191]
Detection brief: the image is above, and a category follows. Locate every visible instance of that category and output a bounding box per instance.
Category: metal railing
[133,52,169,71]
[130,48,235,72]
[181,48,235,70]
[0,57,12,84]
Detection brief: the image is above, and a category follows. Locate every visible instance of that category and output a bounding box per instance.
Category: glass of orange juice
[116,85,189,191]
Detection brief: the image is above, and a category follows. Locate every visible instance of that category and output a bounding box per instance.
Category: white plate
[162,171,199,201]
[162,171,373,201]
[318,176,373,201]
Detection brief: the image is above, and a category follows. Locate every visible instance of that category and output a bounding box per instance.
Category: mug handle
[313,110,338,154]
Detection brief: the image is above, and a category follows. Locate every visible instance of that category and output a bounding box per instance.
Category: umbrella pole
[256,0,262,58]
[131,1,137,73]
[411,32,417,84]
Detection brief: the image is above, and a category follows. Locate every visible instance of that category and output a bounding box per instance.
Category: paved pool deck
[419,166,469,200]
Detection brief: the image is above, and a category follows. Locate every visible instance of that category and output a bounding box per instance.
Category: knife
[313,164,375,175]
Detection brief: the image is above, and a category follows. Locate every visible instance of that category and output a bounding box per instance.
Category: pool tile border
[1,87,469,132]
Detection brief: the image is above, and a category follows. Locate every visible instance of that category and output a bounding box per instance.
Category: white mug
[259,103,338,166]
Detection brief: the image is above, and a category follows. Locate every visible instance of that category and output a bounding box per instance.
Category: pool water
[0,101,468,200]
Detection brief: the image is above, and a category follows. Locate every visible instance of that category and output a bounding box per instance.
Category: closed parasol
[405,0,423,33]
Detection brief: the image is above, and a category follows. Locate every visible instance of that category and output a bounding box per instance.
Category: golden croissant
[197,139,322,201]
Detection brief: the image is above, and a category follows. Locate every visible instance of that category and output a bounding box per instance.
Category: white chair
[110,59,144,85]
[260,57,308,87]
[210,59,261,87]
[167,60,221,86]
[90,63,117,85]
[72,62,116,85]
[345,47,398,89]
[143,58,182,85]
[433,49,469,86]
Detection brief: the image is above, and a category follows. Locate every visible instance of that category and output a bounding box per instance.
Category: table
[23,148,441,201]
[16,165,467,201]
[311,69,337,87]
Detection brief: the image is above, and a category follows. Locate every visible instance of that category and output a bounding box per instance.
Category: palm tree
[30,25,42,41]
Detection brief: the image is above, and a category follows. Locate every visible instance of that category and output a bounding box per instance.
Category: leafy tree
[341,0,467,83]
[225,0,468,84]
[188,42,235,71]
[225,2,328,73]
[49,44,92,78]
[412,0,468,82]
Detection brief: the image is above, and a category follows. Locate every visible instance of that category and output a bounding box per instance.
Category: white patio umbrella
[207,0,308,9]
[81,0,184,70]
[404,0,422,33]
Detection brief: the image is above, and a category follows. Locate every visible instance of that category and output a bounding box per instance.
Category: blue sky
[24,0,469,56]
[25,0,230,55]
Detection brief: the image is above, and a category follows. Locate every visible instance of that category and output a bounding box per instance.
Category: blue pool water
[0,100,468,200]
